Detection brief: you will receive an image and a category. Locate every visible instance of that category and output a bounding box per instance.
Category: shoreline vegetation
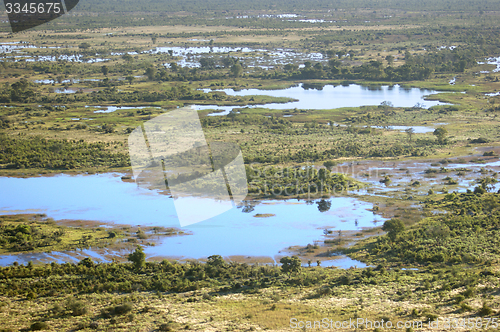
[0,214,188,256]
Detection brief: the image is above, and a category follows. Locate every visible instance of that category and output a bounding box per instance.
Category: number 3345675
[5,2,62,14]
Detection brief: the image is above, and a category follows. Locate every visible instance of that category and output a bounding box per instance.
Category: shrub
[426,313,438,321]
[339,275,352,285]
[50,304,63,314]
[102,302,133,317]
[136,229,148,239]
[207,255,225,267]
[380,175,391,185]
[158,324,171,332]
[463,287,475,298]
[66,298,88,316]
[159,322,178,331]
[280,256,301,274]
[478,303,493,316]
[75,322,87,330]
[78,257,94,268]
[382,219,405,241]
[471,137,489,144]
[128,246,146,270]
[459,302,473,312]
[30,322,48,331]
[316,286,332,297]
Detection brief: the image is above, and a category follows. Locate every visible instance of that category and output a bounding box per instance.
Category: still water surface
[0,173,383,266]
[195,83,449,116]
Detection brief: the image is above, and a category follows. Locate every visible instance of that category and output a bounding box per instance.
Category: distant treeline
[0,0,497,31]
[66,0,500,14]
[0,134,129,170]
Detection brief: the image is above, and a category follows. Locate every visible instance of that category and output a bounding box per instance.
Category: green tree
[317,199,332,212]
[230,63,243,77]
[128,245,146,270]
[170,62,178,72]
[78,42,91,49]
[404,50,413,61]
[380,100,393,110]
[323,160,336,170]
[199,57,216,69]
[207,255,225,267]
[126,76,134,85]
[405,127,415,142]
[78,257,94,268]
[457,60,467,72]
[145,67,156,81]
[101,65,109,76]
[433,127,448,144]
[284,63,299,72]
[385,55,394,65]
[382,218,405,241]
[222,57,237,68]
[122,54,133,62]
[280,256,302,275]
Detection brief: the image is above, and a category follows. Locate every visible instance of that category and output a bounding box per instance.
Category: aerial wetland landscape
[2,0,500,330]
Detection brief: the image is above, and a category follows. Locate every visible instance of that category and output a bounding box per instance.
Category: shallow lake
[370,125,438,134]
[335,156,500,196]
[86,105,160,113]
[478,56,500,73]
[195,83,448,115]
[153,46,325,69]
[0,173,383,266]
